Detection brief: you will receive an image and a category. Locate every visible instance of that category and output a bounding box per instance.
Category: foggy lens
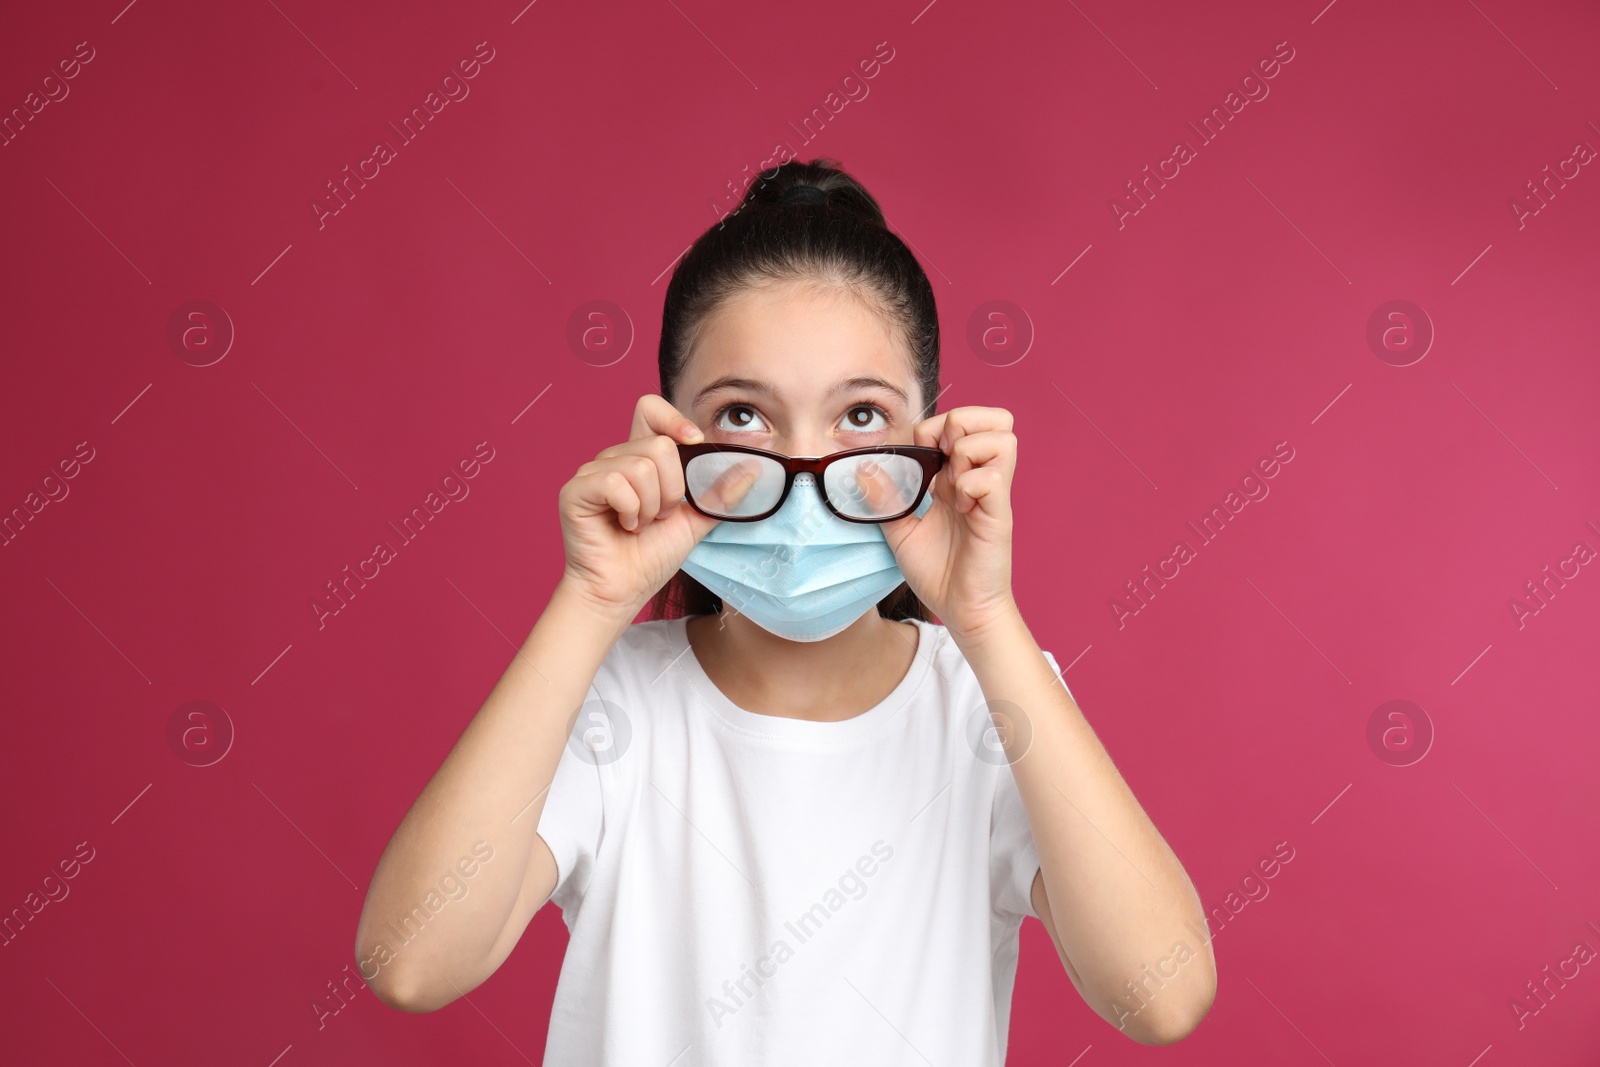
[685,453,785,517]
[824,454,923,519]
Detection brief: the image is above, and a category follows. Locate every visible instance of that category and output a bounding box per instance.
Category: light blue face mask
[680,473,932,642]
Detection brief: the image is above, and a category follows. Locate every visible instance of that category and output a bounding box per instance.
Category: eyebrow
[692,374,910,407]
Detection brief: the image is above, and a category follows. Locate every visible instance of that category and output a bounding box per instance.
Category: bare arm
[356,396,714,1012]
[882,405,1216,1044]
[969,614,1217,1045]
[355,583,628,1011]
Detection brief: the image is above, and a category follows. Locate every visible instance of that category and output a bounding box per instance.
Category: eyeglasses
[677,442,945,523]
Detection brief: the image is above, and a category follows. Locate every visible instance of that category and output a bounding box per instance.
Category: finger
[696,457,765,515]
[617,455,662,527]
[567,469,643,529]
[921,406,1014,453]
[678,500,723,544]
[847,455,916,516]
[631,394,703,444]
[912,411,950,450]
[598,434,687,513]
[946,430,1017,483]
[953,466,1008,516]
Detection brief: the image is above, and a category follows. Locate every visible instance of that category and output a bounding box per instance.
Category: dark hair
[649,157,941,625]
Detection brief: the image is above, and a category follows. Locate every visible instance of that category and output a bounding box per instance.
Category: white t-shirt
[534,616,1072,1066]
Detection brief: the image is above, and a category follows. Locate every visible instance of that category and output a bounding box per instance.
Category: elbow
[360,956,421,1013]
[365,965,452,1014]
[354,939,452,1014]
[1130,975,1217,1046]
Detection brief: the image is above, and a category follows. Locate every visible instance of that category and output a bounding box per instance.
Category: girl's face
[671,280,924,457]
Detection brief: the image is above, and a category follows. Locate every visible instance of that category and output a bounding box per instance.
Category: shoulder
[906,617,1073,708]
[592,617,686,686]
[909,617,983,675]
[904,617,986,717]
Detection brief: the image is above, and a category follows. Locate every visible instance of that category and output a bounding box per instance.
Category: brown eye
[839,405,888,432]
[714,405,768,432]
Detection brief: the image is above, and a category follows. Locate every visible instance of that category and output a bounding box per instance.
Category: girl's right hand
[557,395,721,620]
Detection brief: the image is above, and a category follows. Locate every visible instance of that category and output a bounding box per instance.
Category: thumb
[671,496,723,547]
[879,508,929,555]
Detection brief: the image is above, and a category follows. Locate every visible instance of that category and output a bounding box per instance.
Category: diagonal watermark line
[653,244,692,285]
[650,780,755,887]
[1310,383,1351,424]
[510,783,552,825]
[511,0,540,24]
[441,976,539,1063]
[650,639,696,685]
[44,978,136,1065]
[251,243,293,285]
[1452,381,1558,489]
[1451,243,1492,285]
[512,383,553,424]
[843,977,937,1066]
[1310,782,1350,825]
[111,383,153,424]
[1245,577,1351,684]
[111,783,152,825]
[907,779,952,824]
[252,382,360,489]
[876,214,947,283]
[1059,644,1091,674]
[1051,243,1093,285]
[444,576,553,687]
[1453,781,1558,889]
[1464,0,1558,89]
[662,0,757,88]
[264,0,359,89]
[1310,0,1339,24]
[447,177,551,282]
[1064,0,1157,89]
[1245,176,1351,285]
[1051,382,1158,489]
[252,644,294,686]
[1451,643,1492,686]
[883,216,950,285]
[45,176,151,284]
[254,782,360,889]
[1243,975,1336,1064]
[111,0,140,23]
[1050,780,1157,889]
[43,576,150,684]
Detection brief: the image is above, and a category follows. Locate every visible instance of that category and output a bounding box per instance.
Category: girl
[357,159,1216,1062]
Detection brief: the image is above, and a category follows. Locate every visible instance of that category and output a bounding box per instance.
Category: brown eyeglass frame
[676,442,946,523]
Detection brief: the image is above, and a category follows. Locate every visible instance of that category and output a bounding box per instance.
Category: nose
[772,428,835,458]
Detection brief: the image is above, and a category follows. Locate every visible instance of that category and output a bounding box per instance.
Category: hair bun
[738,158,887,228]
[779,184,829,205]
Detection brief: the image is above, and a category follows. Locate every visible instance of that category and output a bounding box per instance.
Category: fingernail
[939,432,950,451]
[681,424,704,443]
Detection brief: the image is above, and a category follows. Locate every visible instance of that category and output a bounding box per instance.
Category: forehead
[677,280,916,402]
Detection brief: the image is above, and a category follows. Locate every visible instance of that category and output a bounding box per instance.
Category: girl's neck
[685,610,920,722]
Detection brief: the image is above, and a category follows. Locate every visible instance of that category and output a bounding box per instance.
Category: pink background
[3,0,1598,1063]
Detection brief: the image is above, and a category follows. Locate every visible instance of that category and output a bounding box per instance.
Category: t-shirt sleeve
[989,648,1076,924]
[535,689,607,916]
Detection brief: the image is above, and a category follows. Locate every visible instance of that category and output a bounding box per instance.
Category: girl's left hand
[881,405,1019,642]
